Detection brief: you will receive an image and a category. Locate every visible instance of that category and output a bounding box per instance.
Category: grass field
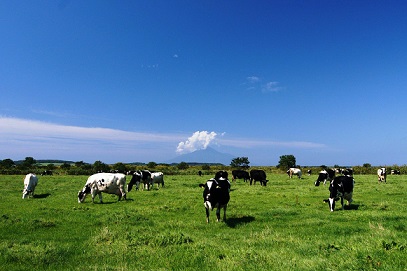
[0,173,406,270]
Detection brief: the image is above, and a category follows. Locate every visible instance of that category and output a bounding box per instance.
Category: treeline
[1,157,406,176]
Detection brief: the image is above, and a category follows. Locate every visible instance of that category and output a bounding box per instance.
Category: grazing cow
[377,168,387,183]
[307,169,312,176]
[22,173,38,199]
[151,172,164,189]
[127,170,152,191]
[314,169,335,186]
[127,171,141,192]
[198,170,202,176]
[231,170,250,182]
[391,169,400,175]
[199,177,231,223]
[325,176,354,212]
[249,169,268,186]
[287,168,302,179]
[78,173,126,203]
[41,170,53,176]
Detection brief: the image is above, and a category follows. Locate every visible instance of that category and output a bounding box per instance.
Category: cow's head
[315,172,326,186]
[78,184,91,203]
[128,172,141,192]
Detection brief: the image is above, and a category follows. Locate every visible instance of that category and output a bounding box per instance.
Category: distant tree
[75,161,85,168]
[60,163,71,170]
[113,162,127,173]
[46,164,56,171]
[277,155,296,170]
[147,162,157,169]
[0,158,15,168]
[93,160,110,173]
[230,157,250,169]
[201,164,210,171]
[177,162,189,170]
[363,163,372,168]
[23,157,37,167]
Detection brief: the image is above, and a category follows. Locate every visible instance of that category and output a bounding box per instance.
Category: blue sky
[1,0,407,166]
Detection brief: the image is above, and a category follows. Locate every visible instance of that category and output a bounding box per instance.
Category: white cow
[377,168,387,183]
[22,173,38,199]
[287,168,302,179]
[150,172,164,189]
[78,173,127,203]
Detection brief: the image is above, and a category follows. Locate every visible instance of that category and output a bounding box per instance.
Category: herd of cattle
[21,167,395,222]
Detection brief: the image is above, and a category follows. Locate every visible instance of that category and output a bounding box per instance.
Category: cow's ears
[199,184,205,188]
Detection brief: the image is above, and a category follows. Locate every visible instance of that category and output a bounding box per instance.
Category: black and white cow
[41,170,53,176]
[250,169,268,186]
[127,170,152,191]
[78,173,126,203]
[341,168,353,177]
[287,168,302,179]
[22,173,38,199]
[377,168,387,183]
[391,169,401,175]
[151,172,164,189]
[127,171,141,192]
[199,177,231,223]
[314,169,335,186]
[325,176,354,212]
[232,170,250,182]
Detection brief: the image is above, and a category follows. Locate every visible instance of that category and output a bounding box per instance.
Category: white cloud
[176,131,217,154]
[218,137,326,149]
[262,81,282,92]
[0,117,184,162]
[247,76,260,83]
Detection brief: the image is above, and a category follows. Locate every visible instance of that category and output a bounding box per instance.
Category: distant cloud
[262,81,282,93]
[176,131,217,154]
[247,76,260,83]
[0,117,184,162]
[0,117,326,163]
[173,54,179,58]
[218,137,326,149]
[245,76,283,93]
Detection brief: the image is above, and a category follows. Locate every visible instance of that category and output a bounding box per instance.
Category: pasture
[0,173,406,270]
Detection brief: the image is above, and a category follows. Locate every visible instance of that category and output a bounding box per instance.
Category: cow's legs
[205,208,210,223]
[216,208,221,222]
[223,205,227,221]
[98,193,103,203]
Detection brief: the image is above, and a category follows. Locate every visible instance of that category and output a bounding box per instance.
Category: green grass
[0,173,406,270]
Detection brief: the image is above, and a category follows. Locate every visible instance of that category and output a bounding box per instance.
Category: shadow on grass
[226,215,255,228]
[345,204,359,210]
[34,193,51,199]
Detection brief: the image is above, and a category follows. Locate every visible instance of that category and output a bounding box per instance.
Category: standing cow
[151,172,164,189]
[250,169,268,186]
[22,173,38,199]
[377,168,387,183]
[314,169,335,186]
[325,176,354,212]
[231,170,250,182]
[199,177,231,223]
[287,168,302,179]
[78,173,126,203]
